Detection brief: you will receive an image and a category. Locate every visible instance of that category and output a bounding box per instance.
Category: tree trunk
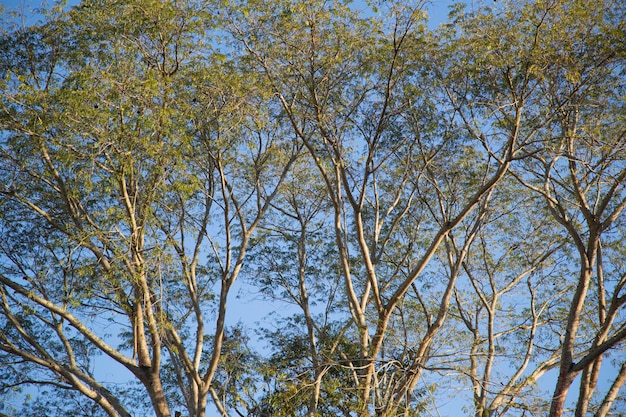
[139,369,171,417]
[548,250,595,417]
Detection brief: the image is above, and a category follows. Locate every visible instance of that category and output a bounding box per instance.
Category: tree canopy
[0,0,625,416]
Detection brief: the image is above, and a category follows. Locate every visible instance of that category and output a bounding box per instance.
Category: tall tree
[0,1,298,416]
[438,1,626,416]
[226,0,535,414]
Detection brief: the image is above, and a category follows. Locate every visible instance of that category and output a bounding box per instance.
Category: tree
[436,1,626,415]
[225,0,544,414]
[1,0,625,416]
[0,1,298,416]
[508,1,626,413]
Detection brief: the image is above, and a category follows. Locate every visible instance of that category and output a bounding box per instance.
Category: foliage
[0,0,625,417]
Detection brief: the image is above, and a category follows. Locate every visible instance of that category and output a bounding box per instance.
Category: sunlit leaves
[1,0,625,416]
